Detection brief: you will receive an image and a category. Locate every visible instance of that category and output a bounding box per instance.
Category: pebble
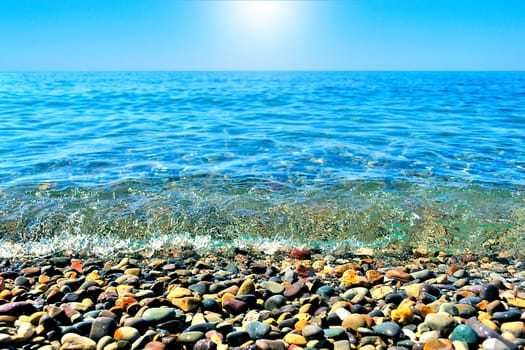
[375,321,401,338]
[89,317,117,342]
[423,312,456,334]
[482,338,513,350]
[301,324,324,339]
[178,331,204,343]
[141,307,176,324]
[264,295,287,311]
[246,321,271,339]
[449,324,479,344]
[225,331,250,346]
[284,333,307,346]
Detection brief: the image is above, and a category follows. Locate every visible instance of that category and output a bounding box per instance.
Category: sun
[228,1,292,37]
[236,1,287,22]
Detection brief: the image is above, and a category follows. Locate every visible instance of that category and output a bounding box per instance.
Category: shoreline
[0,247,523,349]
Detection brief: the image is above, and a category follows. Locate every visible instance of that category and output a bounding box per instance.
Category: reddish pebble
[290,249,311,260]
[144,341,165,350]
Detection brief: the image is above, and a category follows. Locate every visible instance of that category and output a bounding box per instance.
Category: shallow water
[1,71,524,257]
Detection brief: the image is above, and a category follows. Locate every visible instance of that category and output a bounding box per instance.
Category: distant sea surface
[1,71,524,257]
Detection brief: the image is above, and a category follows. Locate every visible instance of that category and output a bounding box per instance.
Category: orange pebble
[115,296,138,309]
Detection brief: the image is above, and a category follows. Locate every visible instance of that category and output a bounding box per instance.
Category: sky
[0,0,524,71]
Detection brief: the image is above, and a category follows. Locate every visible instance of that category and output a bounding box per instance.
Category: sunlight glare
[228,1,293,39]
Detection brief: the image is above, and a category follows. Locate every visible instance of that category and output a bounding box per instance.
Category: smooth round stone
[482,338,512,350]
[14,276,31,287]
[51,256,71,267]
[186,322,217,333]
[422,338,454,350]
[226,331,251,346]
[39,313,60,331]
[89,317,117,342]
[385,292,405,305]
[13,321,35,341]
[123,317,149,334]
[424,312,456,334]
[223,298,248,315]
[0,301,37,316]
[157,319,186,333]
[438,303,458,316]
[396,340,415,350]
[492,309,521,322]
[202,298,222,313]
[97,335,114,350]
[351,304,367,314]
[449,324,478,344]
[246,321,271,340]
[178,331,204,344]
[114,326,140,343]
[323,328,345,339]
[316,285,335,300]
[370,285,394,300]
[261,281,285,294]
[459,297,482,306]
[481,284,500,301]
[61,333,97,349]
[375,321,401,338]
[452,269,466,278]
[302,325,324,340]
[333,339,350,350]
[342,287,368,304]
[189,283,208,295]
[264,295,287,311]
[284,282,304,298]
[255,339,287,350]
[455,304,477,318]
[284,333,307,346]
[238,279,255,296]
[411,269,433,281]
[144,341,166,350]
[500,321,525,338]
[142,307,176,324]
[333,307,352,320]
[451,341,469,350]
[342,314,367,331]
[194,339,217,350]
[171,297,201,313]
[278,317,298,330]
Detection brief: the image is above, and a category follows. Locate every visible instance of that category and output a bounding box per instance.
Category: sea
[0,71,524,258]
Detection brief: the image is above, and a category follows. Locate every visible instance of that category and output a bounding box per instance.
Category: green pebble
[450,324,479,344]
[178,331,204,343]
[142,307,176,323]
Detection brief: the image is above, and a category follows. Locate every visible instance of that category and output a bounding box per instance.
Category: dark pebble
[194,339,217,350]
[202,298,222,313]
[223,298,248,315]
[264,295,287,311]
[375,321,402,338]
[492,309,522,322]
[226,331,251,346]
[0,301,37,316]
[89,316,117,341]
[481,284,500,301]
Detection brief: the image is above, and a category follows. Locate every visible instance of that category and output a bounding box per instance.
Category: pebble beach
[0,247,524,350]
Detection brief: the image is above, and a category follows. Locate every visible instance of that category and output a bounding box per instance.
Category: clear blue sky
[1,0,524,70]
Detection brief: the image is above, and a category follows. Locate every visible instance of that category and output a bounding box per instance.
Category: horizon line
[1,69,524,73]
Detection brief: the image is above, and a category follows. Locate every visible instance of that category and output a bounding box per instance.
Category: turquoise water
[0,71,524,256]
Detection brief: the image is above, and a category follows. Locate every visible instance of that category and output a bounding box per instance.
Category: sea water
[0,71,524,257]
